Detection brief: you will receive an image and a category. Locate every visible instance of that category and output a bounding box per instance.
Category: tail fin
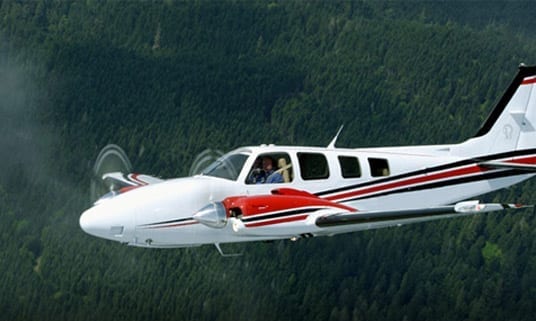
[454,64,536,157]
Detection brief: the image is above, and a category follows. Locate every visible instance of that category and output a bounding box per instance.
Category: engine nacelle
[193,188,355,236]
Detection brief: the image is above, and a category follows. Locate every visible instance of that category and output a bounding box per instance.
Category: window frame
[338,155,362,179]
[297,152,330,180]
[368,157,390,177]
[245,152,293,184]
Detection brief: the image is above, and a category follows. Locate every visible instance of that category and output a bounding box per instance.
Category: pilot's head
[262,156,275,171]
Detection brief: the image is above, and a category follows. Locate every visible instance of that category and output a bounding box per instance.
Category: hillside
[1,1,536,320]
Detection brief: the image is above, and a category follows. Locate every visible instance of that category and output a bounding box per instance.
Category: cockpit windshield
[200,152,249,181]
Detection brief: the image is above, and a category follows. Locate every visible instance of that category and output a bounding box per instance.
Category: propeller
[89,145,237,203]
[90,144,133,203]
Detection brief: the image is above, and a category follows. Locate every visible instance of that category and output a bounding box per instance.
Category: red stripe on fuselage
[325,153,536,202]
[511,155,536,165]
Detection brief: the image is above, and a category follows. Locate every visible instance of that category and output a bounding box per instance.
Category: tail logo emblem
[503,124,513,139]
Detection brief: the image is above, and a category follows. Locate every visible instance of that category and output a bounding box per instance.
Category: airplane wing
[315,201,528,228]
[193,188,530,240]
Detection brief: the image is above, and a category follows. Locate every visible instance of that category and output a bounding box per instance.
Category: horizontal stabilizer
[102,172,164,188]
[94,172,165,205]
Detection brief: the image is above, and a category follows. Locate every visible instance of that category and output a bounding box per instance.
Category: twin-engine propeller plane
[80,65,536,255]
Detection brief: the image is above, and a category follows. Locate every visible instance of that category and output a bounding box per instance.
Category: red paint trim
[223,194,354,218]
[522,77,536,85]
[245,214,308,227]
[325,153,536,202]
[129,173,148,186]
[510,155,536,165]
[119,185,141,194]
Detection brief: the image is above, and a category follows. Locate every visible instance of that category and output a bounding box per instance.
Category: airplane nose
[80,207,108,238]
[80,206,126,240]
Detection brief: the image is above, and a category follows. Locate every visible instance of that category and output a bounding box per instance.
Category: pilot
[248,156,284,184]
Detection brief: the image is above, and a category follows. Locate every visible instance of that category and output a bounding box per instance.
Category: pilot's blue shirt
[249,169,283,184]
[265,170,283,184]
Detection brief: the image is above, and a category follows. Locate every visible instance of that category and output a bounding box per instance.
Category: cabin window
[368,158,390,177]
[246,153,293,184]
[338,156,361,178]
[298,153,329,180]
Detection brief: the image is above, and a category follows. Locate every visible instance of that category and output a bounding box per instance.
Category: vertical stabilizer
[453,65,536,157]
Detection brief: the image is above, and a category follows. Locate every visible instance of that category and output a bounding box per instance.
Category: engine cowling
[192,188,355,233]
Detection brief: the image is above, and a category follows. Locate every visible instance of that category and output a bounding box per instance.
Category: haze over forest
[1,1,536,320]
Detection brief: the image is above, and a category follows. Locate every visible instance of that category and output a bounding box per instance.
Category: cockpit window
[246,153,293,184]
[201,153,249,181]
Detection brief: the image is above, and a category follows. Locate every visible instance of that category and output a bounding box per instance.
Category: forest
[1,1,536,320]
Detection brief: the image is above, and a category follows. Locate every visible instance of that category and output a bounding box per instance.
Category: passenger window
[368,158,390,177]
[246,153,293,184]
[338,156,361,178]
[298,153,329,180]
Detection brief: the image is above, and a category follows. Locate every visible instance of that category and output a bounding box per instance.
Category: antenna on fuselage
[327,125,344,149]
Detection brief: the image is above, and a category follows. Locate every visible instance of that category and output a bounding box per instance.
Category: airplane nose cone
[80,206,126,240]
[80,207,109,238]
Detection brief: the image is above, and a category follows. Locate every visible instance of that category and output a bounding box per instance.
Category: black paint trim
[141,217,194,227]
[344,169,525,202]
[241,207,323,223]
[315,158,473,196]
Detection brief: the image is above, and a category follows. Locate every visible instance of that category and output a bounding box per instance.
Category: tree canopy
[1,1,535,320]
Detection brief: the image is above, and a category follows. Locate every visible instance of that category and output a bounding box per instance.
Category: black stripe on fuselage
[140,217,194,227]
[342,169,526,202]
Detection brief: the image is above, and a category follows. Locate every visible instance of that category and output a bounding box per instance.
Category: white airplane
[80,65,536,254]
